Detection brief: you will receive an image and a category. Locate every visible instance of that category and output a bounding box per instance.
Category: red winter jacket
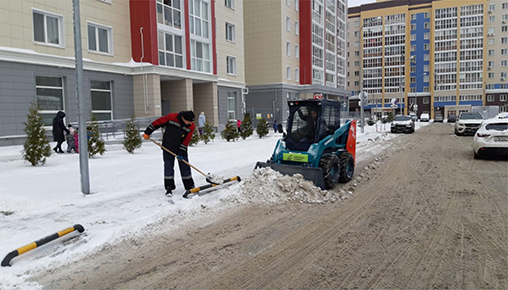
[144,112,195,156]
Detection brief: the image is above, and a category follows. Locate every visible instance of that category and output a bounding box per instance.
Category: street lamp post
[414,72,427,120]
[400,53,415,116]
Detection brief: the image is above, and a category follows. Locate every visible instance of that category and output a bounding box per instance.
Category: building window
[158,32,184,68]
[295,44,299,58]
[424,32,430,39]
[36,76,64,126]
[225,22,235,42]
[410,34,416,41]
[294,0,298,11]
[423,97,429,104]
[191,40,211,72]
[91,80,112,121]
[502,49,508,55]
[156,0,182,28]
[424,43,429,50]
[190,0,210,38]
[227,92,236,120]
[226,56,236,75]
[500,95,507,101]
[424,22,429,29]
[487,95,494,102]
[286,42,291,56]
[502,37,508,44]
[286,16,291,31]
[411,24,416,30]
[32,9,63,46]
[295,68,299,81]
[502,60,507,67]
[489,49,495,56]
[87,22,112,54]
[225,0,234,9]
[488,72,495,78]
[295,21,299,35]
[287,66,291,80]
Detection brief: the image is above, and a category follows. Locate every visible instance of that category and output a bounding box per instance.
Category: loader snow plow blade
[255,162,326,190]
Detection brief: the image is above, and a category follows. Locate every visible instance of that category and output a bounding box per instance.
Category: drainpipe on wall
[140,27,149,115]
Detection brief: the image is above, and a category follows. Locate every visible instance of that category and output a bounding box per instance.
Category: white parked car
[454,112,484,136]
[473,118,508,159]
[391,115,415,134]
[420,113,430,122]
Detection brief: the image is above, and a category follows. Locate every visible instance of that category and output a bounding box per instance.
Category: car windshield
[394,116,411,121]
[460,113,483,120]
[485,123,508,131]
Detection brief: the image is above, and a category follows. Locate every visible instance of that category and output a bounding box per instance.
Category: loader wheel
[339,152,354,183]
[319,154,340,189]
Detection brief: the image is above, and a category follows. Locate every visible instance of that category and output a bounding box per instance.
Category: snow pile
[224,167,350,204]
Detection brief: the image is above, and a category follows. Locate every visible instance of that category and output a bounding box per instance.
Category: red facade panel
[211,0,217,75]
[184,0,192,70]
[299,0,313,85]
[129,0,159,65]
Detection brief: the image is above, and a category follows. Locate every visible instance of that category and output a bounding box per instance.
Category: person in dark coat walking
[143,111,196,197]
[52,111,70,153]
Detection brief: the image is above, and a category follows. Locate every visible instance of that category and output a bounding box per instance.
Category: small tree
[87,116,106,158]
[240,113,253,140]
[201,120,215,144]
[256,118,269,138]
[22,100,52,166]
[123,116,143,153]
[189,127,200,146]
[220,120,240,142]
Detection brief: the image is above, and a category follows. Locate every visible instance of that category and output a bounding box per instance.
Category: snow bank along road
[35,123,508,289]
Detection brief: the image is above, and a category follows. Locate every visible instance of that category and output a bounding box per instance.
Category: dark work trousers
[163,151,194,191]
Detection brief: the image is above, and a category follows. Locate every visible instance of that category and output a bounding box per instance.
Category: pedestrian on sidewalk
[52,111,70,154]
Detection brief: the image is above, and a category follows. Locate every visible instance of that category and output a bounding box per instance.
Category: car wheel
[338,152,355,183]
[319,154,340,189]
[474,151,481,159]
[391,129,395,133]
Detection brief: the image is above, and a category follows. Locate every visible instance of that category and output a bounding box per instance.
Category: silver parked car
[454,112,483,136]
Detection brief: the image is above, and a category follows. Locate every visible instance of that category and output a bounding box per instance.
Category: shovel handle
[148,138,208,178]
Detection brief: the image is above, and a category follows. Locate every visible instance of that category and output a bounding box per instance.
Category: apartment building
[0,0,245,145]
[243,0,349,124]
[347,0,508,120]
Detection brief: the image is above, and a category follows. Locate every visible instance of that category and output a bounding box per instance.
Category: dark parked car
[447,115,456,123]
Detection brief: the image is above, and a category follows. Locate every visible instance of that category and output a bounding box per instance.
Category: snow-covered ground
[0,120,429,289]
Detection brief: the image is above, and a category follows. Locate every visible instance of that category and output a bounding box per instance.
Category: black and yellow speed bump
[1,224,85,267]
[183,176,241,199]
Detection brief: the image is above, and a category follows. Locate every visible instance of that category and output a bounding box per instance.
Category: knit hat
[182,111,195,122]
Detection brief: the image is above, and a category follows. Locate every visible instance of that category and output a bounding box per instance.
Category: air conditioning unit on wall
[502,77,506,81]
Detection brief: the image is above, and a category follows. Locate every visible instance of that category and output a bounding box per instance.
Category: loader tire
[339,152,354,183]
[319,154,340,189]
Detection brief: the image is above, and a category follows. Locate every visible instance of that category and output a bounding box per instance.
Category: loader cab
[286,99,342,151]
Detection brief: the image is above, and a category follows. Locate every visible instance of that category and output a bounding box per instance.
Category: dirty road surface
[36,123,507,289]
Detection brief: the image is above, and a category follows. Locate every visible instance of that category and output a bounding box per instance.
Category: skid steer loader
[255,98,356,189]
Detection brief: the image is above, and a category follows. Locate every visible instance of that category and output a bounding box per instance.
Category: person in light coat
[198,112,206,135]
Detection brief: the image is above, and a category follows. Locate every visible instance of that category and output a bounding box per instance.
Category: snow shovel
[148,138,223,185]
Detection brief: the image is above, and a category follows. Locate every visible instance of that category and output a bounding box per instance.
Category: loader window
[290,106,318,143]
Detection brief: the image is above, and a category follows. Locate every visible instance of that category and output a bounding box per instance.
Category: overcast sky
[348,0,376,8]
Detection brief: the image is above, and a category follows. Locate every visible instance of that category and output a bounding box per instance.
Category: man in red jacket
[143,111,196,197]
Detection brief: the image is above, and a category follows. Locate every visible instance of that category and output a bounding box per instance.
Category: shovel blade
[255,162,325,189]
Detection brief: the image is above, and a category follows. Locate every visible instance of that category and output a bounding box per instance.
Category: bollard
[2,224,85,267]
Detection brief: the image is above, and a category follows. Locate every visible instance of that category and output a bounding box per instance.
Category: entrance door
[161,99,171,116]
